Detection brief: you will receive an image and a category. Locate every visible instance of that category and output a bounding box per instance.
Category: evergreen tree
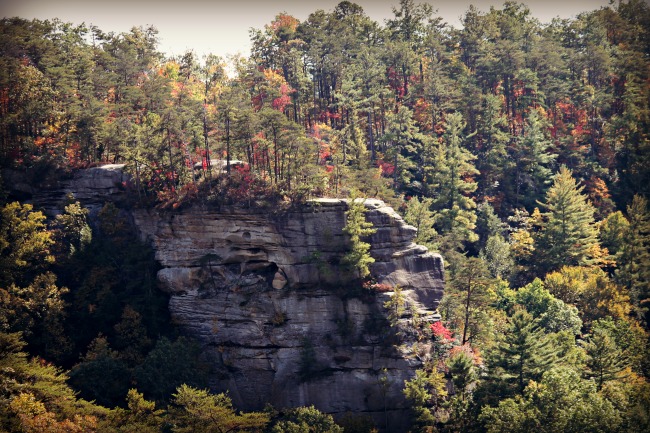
[580,326,626,391]
[113,306,152,366]
[421,23,458,134]
[617,195,650,326]
[473,200,504,245]
[108,389,165,433]
[0,202,54,288]
[380,105,426,190]
[0,332,101,432]
[134,337,207,404]
[402,367,447,431]
[403,195,437,250]
[535,165,600,274]
[341,195,377,279]
[448,256,493,345]
[170,384,269,433]
[270,406,342,433]
[1,6,650,431]
[476,93,511,201]
[54,199,92,256]
[487,308,558,395]
[424,112,479,252]
[510,109,556,209]
[480,367,622,433]
[0,202,69,358]
[68,335,131,408]
[475,202,513,278]
[385,0,432,102]
[447,351,477,399]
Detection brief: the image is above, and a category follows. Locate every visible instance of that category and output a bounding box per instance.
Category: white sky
[2,0,619,61]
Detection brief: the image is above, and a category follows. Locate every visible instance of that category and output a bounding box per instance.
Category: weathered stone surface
[4,164,127,216]
[133,198,444,303]
[271,270,288,289]
[132,198,444,429]
[16,165,445,430]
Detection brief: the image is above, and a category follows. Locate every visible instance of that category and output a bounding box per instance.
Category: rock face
[133,198,444,428]
[3,164,128,216]
[8,165,445,429]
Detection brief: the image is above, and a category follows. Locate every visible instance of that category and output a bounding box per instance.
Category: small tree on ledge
[342,192,377,278]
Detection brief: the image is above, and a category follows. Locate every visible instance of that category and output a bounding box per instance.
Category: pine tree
[511,109,556,209]
[487,308,558,395]
[381,105,426,190]
[402,367,447,431]
[617,195,650,326]
[68,335,131,407]
[447,351,477,399]
[170,384,269,433]
[0,332,100,431]
[134,337,207,404]
[449,256,493,345]
[580,326,626,391]
[476,93,511,200]
[0,202,54,287]
[109,389,165,433]
[480,367,623,433]
[384,285,405,328]
[55,199,92,256]
[271,406,343,433]
[535,165,600,274]
[424,112,479,252]
[403,196,437,250]
[341,194,377,279]
[475,201,507,250]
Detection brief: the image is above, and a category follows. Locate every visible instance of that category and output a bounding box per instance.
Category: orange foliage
[585,175,614,217]
[270,13,299,34]
[65,143,83,168]
[448,343,483,365]
[413,98,432,131]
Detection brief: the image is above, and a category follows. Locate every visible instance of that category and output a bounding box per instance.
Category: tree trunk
[462,275,473,345]
[226,115,231,176]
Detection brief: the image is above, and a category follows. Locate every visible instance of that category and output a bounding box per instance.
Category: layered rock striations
[132,198,444,426]
[8,165,445,428]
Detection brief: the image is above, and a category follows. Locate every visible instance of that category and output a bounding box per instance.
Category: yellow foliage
[510,229,534,260]
[10,393,97,433]
[428,367,448,400]
[262,68,285,86]
[544,266,630,324]
[530,207,544,227]
[163,60,180,80]
[588,243,614,268]
[544,266,591,304]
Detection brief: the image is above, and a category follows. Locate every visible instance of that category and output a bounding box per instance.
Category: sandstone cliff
[3,164,128,216]
[7,165,445,428]
[132,198,444,427]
